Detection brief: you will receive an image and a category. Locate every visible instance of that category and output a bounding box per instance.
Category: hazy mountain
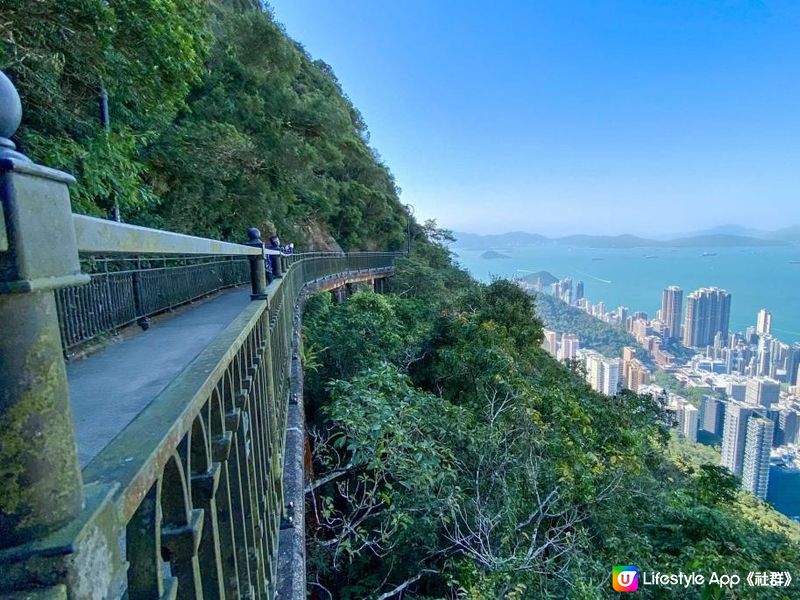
[557,234,653,248]
[452,231,790,249]
[656,224,800,242]
[656,224,768,240]
[451,231,550,249]
[764,226,800,242]
[665,234,786,247]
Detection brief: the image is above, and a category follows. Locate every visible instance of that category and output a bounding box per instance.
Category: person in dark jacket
[264,247,274,283]
[269,235,283,252]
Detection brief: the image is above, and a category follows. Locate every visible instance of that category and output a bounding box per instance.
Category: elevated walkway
[67,287,251,467]
[0,69,401,599]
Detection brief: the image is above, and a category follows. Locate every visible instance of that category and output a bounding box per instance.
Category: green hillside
[534,291,641,360]
[303,230,800,598]
[1,1,408,250]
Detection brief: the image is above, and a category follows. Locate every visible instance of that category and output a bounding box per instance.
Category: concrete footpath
[67,287,251,467]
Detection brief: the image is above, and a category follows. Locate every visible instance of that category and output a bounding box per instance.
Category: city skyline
[536,268,800,506]
[271,1,800,234]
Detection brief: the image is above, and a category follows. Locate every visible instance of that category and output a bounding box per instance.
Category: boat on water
[701,251,717,257]
[591,257,604,261]
[644,255,658,259]
[790,260,800,265]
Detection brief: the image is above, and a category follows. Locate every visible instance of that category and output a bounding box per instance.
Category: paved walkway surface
[67,287,251,467]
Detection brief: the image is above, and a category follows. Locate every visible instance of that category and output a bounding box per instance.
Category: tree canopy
[303,229,800,598]
[1,1,408,249]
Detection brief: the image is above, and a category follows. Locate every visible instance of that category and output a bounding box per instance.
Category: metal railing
[56,255,251,351]
[78,248,397,600]
[0,69,401,600]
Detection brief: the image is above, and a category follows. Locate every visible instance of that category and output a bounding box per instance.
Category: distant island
[480,249,512,259]
[519,270,558,287]
[453,228,798,250]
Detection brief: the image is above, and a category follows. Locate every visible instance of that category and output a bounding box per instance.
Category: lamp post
[405,203,415,256]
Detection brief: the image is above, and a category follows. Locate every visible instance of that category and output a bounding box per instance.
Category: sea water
[454,244,800,344]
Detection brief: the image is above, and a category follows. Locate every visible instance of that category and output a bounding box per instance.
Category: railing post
[245,227,268,299]
[132,257,150,330]
[0,71,88,547]
[270,252,283,279]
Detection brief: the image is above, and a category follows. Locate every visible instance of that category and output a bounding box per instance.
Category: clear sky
[268,1,800,235]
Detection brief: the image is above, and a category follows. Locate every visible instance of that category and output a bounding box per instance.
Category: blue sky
[269,1,800,235]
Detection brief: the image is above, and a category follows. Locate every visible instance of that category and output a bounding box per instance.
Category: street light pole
[405,203,415,256]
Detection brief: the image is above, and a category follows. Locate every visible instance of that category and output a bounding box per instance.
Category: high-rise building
[559,333,580,361]
[785,343,800,386]
[699,395,727,436]
[542,330,558,357]
[780,408,799,446]
[772,406,799,447]
[584,352,605,392]
[756,309,772,336]
[622,347,650,392]
[756,336,772,377]
[626,311,647,333]
[575,280,584,302]
[581,351,620,396]
[721,402,757,477]
[677,402,699,442]
[661,286,683,341]
[683,287,731,348]
[741,417,773,499]
[725,381,747,402]
[624,359,650,392]
[601,358,621,396]
[745,377,780,409]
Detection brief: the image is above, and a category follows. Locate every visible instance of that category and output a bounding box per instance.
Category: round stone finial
[248,227,262,242]
[0,71,22,140]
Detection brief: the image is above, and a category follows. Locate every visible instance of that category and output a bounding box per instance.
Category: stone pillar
[0,71,88,548]
[245,227,268,300]
[270,252,283,278]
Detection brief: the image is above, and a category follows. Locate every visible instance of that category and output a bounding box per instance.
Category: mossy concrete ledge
[0,153,87,548]
[0,483,125,599]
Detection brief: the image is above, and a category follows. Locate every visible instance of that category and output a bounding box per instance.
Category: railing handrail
[73,214,405,259]
[73,214,269,256]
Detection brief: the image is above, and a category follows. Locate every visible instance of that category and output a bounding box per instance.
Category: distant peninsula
[453,229,795,250]
[519,270,558,287]
[480,249,512,259]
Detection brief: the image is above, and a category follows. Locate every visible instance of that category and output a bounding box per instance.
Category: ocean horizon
[454,244,800,345]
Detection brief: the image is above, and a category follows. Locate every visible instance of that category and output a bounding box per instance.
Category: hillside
[520,270,558,287]
[1,1,408,251]
[302,231,800,598]
[534,291,644,360]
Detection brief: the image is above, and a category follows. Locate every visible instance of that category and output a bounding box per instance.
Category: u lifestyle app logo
[613,566,639,592]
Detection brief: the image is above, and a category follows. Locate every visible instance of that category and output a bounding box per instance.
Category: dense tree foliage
[534,292,642,360]
[0,1,407,249]
[303,229,800,598]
